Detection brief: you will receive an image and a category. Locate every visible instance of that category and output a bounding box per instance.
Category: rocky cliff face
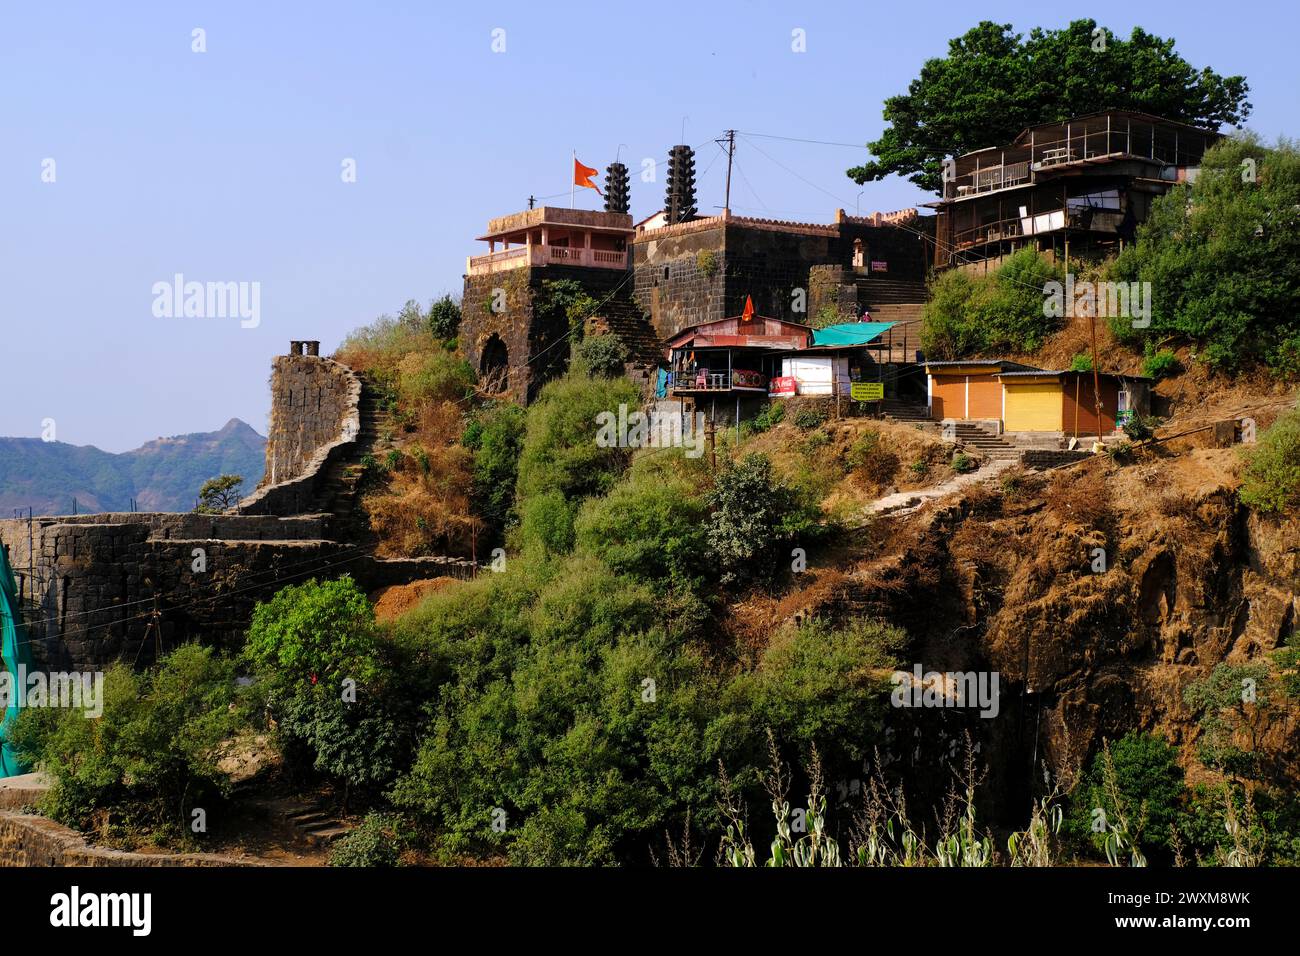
[765,444,1298,822]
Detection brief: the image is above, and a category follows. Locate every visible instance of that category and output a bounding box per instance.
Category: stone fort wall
[631,213,932,339]
[0,345,474,672]
[238,351,361,516]
[461,264,632,405]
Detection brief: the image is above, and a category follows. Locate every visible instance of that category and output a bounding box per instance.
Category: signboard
[851,381,884,401]
[870,260,889,273]
[769,376,797,397]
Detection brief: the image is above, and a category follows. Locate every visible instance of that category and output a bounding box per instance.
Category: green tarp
[810,322,896,347]
[0,543,34,776]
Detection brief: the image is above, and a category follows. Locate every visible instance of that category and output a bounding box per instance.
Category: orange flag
[741,295,755,322]
[574,156,602,195]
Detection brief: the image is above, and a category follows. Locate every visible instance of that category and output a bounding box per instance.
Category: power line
[731,156,767,212]
[739,131,869,150]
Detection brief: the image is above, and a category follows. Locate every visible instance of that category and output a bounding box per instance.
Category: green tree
[1067,732,1185,858]
[705,453,821,587]
[849,20,1251,192]
[573,453,710,589]
[427,294,462,341]
[11,645,247,844]
[1112,136,1300,374]
[194,473,243,513]
[572,334,629,377]
[462,402,528,540]
[243,576,380,691]
[921,248,1063,359]
[512,368,639,556]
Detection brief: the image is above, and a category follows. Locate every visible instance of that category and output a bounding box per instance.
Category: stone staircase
[855,276,927,306]
[318,377,395,542]
[952,421,1020,460]
[880,398,933,424]
[854,277,926,362]
[281,800,353,846]
[586,290,665,370]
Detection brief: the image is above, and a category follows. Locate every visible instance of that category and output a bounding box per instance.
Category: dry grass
[365,440,479,557]
[1043,461,1114,532]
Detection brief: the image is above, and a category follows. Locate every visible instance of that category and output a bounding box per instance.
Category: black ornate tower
[664,145,697,224]
[604,162,630,215]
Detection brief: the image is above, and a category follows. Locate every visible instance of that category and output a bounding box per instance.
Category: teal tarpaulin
[0,543,34,777]
[810,322,896,347]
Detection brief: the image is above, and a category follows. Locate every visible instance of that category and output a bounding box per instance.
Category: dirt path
[862,457,1019,518]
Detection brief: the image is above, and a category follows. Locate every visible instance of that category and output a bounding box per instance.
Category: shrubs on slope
[1112,135,1300,375]
[11,645,248,847]
[1239,406,1300,514]
[921,248,1064,359]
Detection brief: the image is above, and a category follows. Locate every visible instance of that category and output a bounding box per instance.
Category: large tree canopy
[848,19,1252,193]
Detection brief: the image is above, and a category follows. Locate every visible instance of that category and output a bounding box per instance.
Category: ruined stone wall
[807,264,859,323]
[835,219,932,280]
[255,355,360,490]
[631,219,729,337]
[0,516,356,670]
[721,222,836,324]
[0,811,253,866]
[239,355,361,516]
[0,514,477,671]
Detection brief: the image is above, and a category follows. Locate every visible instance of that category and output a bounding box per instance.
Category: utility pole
[1088,308,1104,445]
[719,130,736,214]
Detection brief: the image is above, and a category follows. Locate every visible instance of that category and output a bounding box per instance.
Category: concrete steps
[952,422,1021,460]
[880,399,931,423]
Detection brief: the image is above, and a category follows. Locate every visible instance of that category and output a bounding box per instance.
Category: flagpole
[571,150,575,209]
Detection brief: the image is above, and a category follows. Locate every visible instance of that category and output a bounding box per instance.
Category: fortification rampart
[0,342,476,672]
[239,348,362,516]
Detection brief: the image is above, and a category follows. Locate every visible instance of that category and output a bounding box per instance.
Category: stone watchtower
[460,206,645,404]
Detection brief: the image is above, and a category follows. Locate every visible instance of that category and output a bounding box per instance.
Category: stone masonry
[631,211,932,340]
[0,345,475,672]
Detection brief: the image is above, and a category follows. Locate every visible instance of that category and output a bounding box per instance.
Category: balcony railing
[467,244,627,276]
[667,369,768,391]
[956,161,1031,197]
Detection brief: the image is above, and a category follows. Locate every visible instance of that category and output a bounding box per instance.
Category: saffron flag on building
[741,294,755,322]
[574,156,602,194]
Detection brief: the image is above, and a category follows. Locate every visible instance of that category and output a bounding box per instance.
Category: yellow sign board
[851,382,884,401]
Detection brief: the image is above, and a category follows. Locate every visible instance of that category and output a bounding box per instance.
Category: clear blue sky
[3,0,1297,451]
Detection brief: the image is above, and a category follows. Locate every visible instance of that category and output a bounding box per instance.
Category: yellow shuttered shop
[1002,378,1063,432]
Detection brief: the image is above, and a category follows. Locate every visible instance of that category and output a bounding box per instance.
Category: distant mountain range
[0,419,266,516]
